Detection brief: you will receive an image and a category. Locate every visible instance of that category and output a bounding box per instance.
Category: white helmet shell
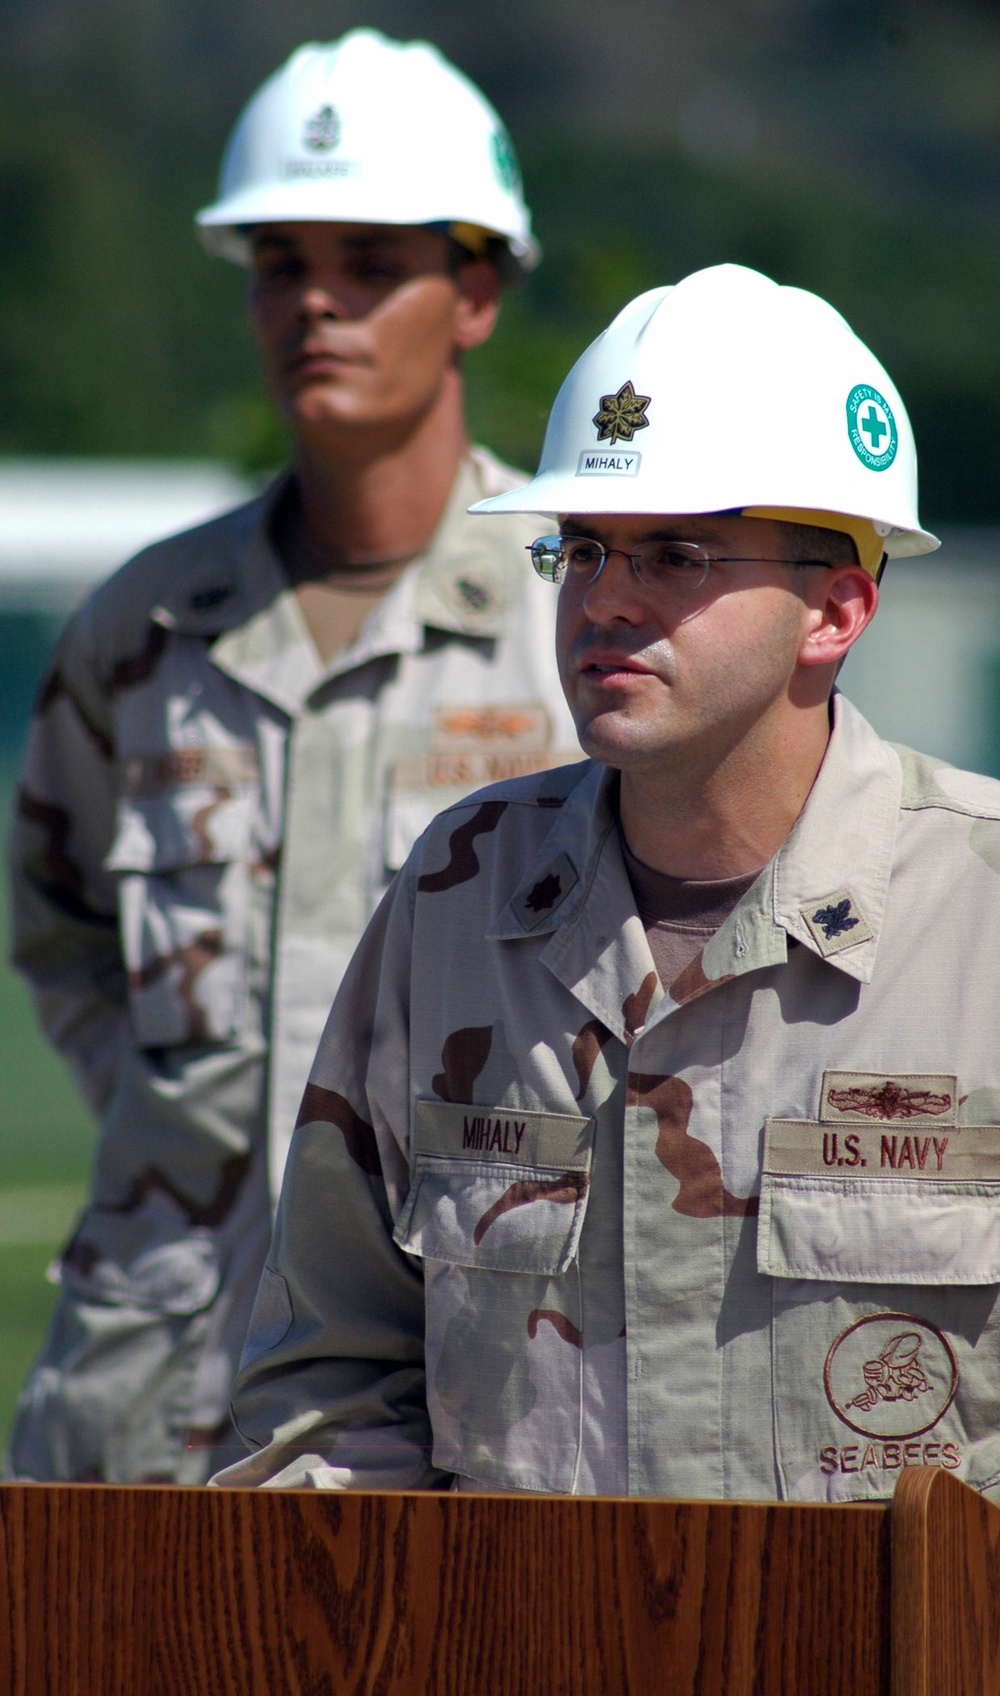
[196,30,538,273]
[471,263,937,559]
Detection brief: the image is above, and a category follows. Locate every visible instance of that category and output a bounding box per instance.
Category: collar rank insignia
[442,571,504,621]
[813,898,857,940]
[800,886,873,956]
[592,380,651,445]
[456,577,492,612]
[525,872,562,913]
[512,852,578,931]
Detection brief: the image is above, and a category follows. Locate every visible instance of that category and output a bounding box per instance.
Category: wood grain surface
[0,1484,895,1696]
[891,1467,1000,1696]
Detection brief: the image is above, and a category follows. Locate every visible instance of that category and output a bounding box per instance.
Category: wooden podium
[0,1466,997,1695]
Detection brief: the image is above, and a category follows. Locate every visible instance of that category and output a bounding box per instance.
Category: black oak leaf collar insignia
[512,852,579,931]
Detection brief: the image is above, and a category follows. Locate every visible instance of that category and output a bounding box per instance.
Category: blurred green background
[0,627,95,1442]
[0,0,999,1442]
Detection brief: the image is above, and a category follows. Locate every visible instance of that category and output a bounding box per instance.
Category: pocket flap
[759,1119,1000,1284]
[394,1101,594,1274]
[107,773,257,874]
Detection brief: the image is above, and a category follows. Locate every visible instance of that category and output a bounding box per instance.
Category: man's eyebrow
[250,230,408,256]
[559,516,604,540]
[340,231,409,251]
[251,232,295,254]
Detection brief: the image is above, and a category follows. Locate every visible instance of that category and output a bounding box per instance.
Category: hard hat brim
[195,199,541,272]
[468,480,940,560]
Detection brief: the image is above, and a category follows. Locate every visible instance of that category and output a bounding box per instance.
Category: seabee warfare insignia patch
[846,383,898,471]
[824,1313,959,1441]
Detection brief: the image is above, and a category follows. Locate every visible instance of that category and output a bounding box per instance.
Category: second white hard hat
[196,30,539,274]
[471,263,938,569]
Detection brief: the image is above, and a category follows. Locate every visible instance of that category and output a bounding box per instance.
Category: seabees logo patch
[824,1312,958,1439]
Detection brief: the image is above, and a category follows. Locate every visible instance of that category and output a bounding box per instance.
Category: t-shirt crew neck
[619,828,761,996]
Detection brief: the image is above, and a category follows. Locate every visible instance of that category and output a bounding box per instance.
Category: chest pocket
[758,1118,1000,1285]
[759,1114,1000,1503]
[106,756,259,1047]
[381,702,558,881]
[394,1100,594,1275]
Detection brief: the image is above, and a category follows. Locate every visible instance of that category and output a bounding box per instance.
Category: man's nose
[579,548,646,620]
[297,280,349,321]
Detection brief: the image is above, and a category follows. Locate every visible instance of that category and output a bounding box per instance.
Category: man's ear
[798,565,879,668]
[453,258,501,350]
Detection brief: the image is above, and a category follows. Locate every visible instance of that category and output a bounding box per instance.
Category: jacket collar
[706,691,901,987]
[491,693,901,1027]
[151,452,526,714]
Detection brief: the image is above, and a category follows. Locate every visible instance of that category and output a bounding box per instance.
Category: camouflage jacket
[224,693,1000,1503]
[11,448,579,1226]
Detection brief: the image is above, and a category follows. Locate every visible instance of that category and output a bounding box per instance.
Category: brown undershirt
[271,483,418,665]
[620,830,760,996]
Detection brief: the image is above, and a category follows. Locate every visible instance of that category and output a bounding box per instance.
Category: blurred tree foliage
[0,0,998,528]
[471,142,1000,525]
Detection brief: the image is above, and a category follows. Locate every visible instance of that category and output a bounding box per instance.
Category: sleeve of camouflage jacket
[220,863,450,1491]
[8,605,128,1116]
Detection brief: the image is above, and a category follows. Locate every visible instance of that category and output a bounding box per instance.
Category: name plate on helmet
[576,450,642,476]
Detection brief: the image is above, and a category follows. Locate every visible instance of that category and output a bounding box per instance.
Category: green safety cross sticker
[846,384,898,471]
[491,129,521,192]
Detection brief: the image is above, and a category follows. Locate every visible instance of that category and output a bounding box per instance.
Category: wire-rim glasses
[527,534,832,591]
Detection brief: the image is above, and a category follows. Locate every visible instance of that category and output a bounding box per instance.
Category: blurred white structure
[0,459,255,610]
[840,527,1000,778]
[0,464,998,778]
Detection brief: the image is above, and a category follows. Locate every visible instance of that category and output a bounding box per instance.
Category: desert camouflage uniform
[6,448,579,1483]
[222,692,1000,1503]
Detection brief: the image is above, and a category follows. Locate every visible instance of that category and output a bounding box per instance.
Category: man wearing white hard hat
[6,31,577,1484]
[218,262,1000,1505]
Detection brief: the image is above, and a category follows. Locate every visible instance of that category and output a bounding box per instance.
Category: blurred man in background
[6,29,577,1483]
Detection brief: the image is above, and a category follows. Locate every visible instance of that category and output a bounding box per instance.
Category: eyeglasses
[527,535,832,591]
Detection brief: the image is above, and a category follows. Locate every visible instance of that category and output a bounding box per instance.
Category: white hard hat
[471,263,938,570]
[196,30,539,275]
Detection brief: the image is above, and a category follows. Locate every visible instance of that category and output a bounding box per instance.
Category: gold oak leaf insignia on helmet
[592,380,652,445]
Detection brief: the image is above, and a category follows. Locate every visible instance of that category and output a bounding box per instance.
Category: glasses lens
[560,538,607,579]
[636,541,710,590]
[529,537,564,582]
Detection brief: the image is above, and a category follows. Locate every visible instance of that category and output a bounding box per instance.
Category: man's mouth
[579,652,654,677]
[288,339,367,373]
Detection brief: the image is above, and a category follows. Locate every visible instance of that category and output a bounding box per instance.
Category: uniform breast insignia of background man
[5,30,578,1485]
[217,266,1000,1505]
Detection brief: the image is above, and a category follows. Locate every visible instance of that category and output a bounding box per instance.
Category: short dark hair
[446,233,521,288]
[781,522,859,567]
